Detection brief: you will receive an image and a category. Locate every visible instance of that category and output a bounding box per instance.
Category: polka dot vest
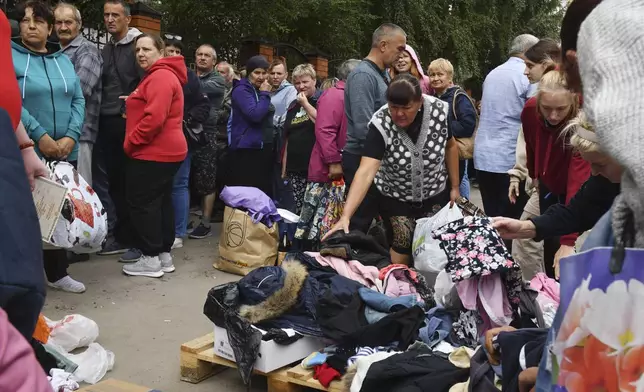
[370,95,449,203]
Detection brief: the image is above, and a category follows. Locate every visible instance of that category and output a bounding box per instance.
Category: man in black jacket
[95,0,143,261]
[163,39,210,249]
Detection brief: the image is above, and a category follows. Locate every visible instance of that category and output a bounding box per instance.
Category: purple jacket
[307,81,348,182]
[229,78,272,150]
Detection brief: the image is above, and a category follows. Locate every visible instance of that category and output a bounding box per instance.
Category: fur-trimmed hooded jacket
[236,253,364,337]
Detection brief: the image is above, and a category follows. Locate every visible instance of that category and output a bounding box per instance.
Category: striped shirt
[61,34,102,143]
[474,57,535,173]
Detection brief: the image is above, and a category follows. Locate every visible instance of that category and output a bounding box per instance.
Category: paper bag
[215,206,279,275]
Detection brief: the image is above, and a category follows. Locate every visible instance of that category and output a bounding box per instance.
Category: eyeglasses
[164,34,182,41]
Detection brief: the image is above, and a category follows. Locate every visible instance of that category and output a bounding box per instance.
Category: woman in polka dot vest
[323,74,460,265]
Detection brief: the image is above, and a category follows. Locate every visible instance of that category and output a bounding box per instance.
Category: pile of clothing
[203,217,561,391]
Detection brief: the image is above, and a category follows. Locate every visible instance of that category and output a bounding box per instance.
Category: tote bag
[547,217,644,391]
[215,206,279,276]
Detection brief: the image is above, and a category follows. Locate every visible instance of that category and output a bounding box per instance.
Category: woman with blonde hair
[508,40,562,279]
[280,63,321,213]
[389,45,431,94]
[520,70,590,278]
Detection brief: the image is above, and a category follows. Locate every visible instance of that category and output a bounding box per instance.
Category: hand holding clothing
[450,187,460,207]
[492,217,537,240]
[322,216,350,241]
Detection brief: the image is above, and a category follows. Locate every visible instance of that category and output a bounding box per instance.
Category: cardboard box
[214,324,324,373]
[78,379,157,392]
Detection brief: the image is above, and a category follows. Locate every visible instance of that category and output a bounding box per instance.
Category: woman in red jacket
[121,34,188,278]
[521,70,590,278]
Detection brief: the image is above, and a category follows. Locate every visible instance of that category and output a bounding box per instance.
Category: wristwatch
[19,140,35,150]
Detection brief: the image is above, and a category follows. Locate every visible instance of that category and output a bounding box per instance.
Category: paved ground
[43,188,483,391]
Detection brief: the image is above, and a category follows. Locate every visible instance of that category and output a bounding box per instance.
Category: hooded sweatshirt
[391,45,431,95]
[229,77,273,150]
[271,80,298,128]
[101,27,143,116]
[11,41,85,162]
[124,56,187,162]
[521,97,590,246]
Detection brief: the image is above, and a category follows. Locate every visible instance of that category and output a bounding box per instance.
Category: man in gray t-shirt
[343,23,407,232]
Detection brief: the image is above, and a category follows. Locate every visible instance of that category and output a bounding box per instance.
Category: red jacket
[0,11,21,130]
[307,81,348,182]
[522,97,590,246]
[124,56,188,162]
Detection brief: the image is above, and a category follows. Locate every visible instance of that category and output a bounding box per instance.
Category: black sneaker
[119,248,142,263]
[97,237,128,256]
[189,223,212,239]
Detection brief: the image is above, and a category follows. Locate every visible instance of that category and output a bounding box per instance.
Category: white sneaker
[171,238,183,250]
[159,252,175,273]
[48,276,86,293]
[122,255,164,278]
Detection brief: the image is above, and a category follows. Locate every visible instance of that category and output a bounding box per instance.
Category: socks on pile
[301,352,328,369]
[313,363,341,387]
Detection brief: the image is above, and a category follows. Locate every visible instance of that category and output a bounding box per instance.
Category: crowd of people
[1,0,644,389]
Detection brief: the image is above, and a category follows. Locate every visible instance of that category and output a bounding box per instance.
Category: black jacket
[531,175,620,241]
[184,69,210,125]
[100,28,144,116]
[360,345,469,391]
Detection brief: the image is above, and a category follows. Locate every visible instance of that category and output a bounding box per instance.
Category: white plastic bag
[47,314,99,352]
[412,203,463,272]
[66,343,115,384]
[47,161,108,253]
[433,270,456,307]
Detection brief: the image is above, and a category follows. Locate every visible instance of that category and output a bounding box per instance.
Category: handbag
[183,119,208,147]
[452,88,479,159]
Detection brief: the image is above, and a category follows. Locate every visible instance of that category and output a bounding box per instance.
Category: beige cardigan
[508,126,540,216]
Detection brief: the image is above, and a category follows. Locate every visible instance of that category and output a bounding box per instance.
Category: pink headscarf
[402,45,432,95]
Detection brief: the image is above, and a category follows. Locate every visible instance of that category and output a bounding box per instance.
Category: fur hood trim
[239,261,308,324]
[342,363,358,391]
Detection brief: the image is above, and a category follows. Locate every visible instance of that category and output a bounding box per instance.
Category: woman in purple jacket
[295,59,360,243]
[227,55,275,197]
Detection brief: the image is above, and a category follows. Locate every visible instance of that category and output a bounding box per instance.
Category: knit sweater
[578,0,644,246]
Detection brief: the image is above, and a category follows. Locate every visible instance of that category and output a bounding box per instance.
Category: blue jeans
[460,161,471,199]
[172,152,192,238]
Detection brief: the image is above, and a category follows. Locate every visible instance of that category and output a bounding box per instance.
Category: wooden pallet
[180,332,342,392]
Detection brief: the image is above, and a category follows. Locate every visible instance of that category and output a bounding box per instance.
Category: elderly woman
[280,64,321,213]
[228,55,275,196]
[324,74,460,265]
[295,59,360,242]
[12,0,86,293]
[121,35,187,278]
[389,45,431,94]
[429,58,477,191]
